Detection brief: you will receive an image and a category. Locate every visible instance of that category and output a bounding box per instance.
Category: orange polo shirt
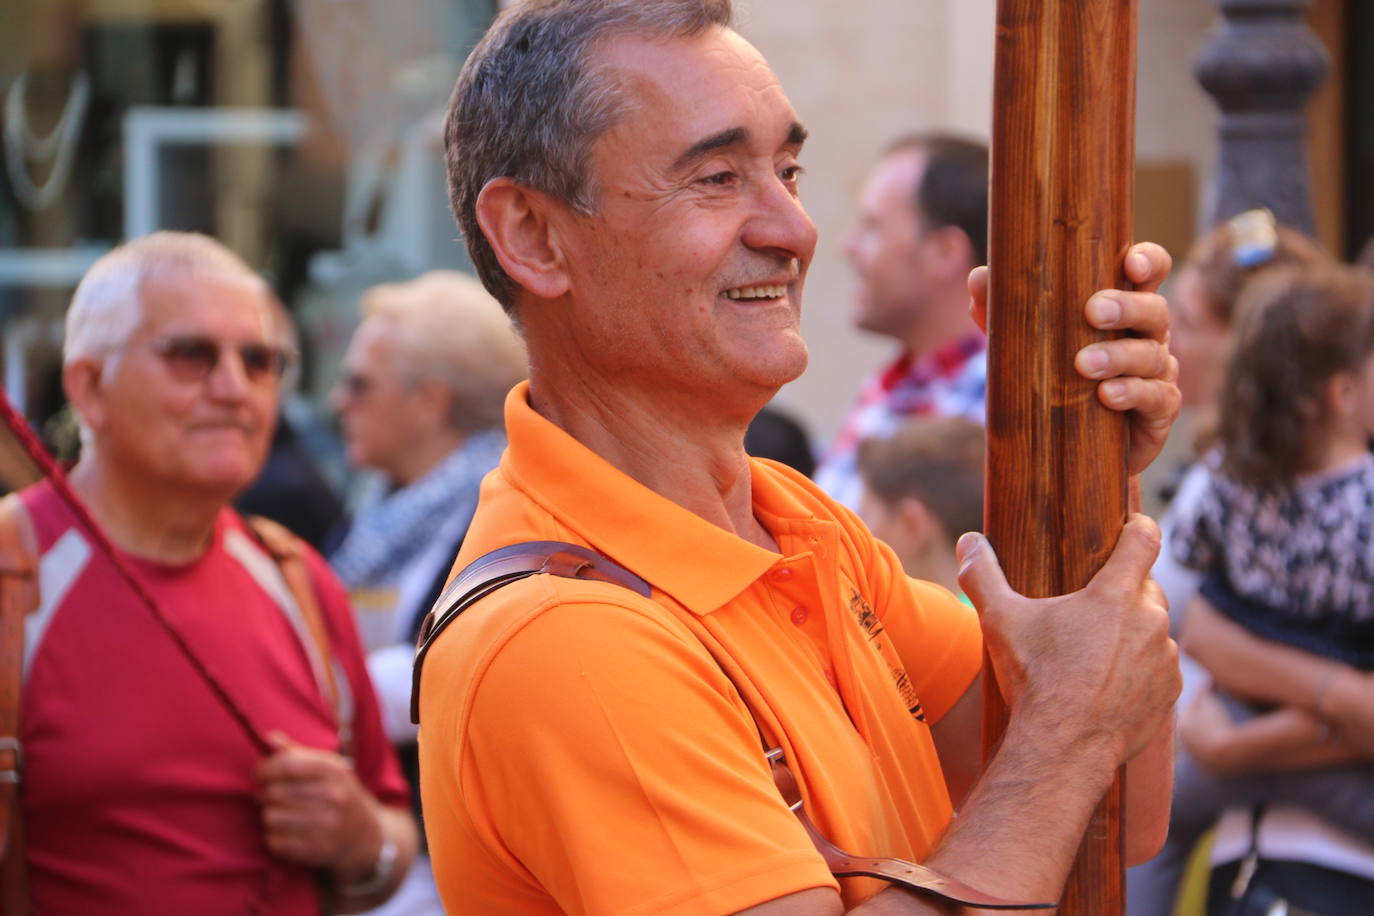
[418,383,983,915]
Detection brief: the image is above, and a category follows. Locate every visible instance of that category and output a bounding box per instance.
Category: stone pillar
[1194,0,1330,234]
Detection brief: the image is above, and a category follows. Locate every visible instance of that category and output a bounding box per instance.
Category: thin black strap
[1230,804,1269,903]
[1248,803,1267,853]
[409,541,649,725]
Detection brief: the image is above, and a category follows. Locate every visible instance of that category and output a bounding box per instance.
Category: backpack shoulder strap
[0,493,38,914]
[245,516,345,748]
[409,541,650,725]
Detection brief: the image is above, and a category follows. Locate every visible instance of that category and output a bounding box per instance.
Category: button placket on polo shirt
[764,547,843,707]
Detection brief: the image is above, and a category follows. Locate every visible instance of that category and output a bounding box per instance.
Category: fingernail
[1103,379,1128,403]
[956,532,984,570]
[1081,347,1110,376]
[1128,251,1150,276]
[1090,296,1122,327]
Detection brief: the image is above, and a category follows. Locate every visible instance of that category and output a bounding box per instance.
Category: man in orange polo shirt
[417,2,1182,914]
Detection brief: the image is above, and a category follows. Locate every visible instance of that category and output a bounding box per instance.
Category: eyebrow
[670,121,809,173]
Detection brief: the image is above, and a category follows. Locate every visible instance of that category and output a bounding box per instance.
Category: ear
[63,357,107,433]
[928,225,977,281]
[475,178,572,301]
[1328,371,1357,419]
[417,376,455,428]
[894,496,937,551]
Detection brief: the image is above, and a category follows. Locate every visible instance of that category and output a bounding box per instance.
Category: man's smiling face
[546,26,817,409]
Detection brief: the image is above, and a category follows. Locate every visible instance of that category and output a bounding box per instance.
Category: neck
[900,283,980,359]
[905,543,962,597]
[1317,424,1370,475]
[68,456,225,564]
[526,366,777,552]
[387,427,466,488]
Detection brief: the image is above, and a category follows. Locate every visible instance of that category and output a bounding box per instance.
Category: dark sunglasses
[149,335,291,383]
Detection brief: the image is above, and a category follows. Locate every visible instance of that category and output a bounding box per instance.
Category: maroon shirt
[19,480,408,914]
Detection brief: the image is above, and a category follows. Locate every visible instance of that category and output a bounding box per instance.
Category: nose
[329,379,350,414]
[205,346,263,403]
[742,173,818,266]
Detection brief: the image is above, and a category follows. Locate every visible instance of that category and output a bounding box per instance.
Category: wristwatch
[339,834,399,897]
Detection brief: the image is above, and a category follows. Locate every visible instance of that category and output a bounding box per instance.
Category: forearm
[1204,707,1360,774]
[1124,714,1172,865]
[333,804,420,913]
[1322,667,1374,757]
[1182,600,1374,745]
[1181,599,1331,709]
[921,714,1119,907]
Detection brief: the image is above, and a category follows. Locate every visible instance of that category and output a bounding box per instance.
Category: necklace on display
[4,70,91,211]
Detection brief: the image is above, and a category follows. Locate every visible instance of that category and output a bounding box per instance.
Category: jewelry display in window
[4,70,91,212]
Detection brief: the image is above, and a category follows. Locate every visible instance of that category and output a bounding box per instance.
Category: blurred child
[1153,210,1331,626]
[1165,262,1374,910]
[1169,209,1327,423]
[856,416,983,599]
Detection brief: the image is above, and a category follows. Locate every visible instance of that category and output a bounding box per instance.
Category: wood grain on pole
[985,1,1136,913]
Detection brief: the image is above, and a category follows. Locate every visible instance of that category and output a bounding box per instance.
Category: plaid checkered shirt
[815,333,987,510]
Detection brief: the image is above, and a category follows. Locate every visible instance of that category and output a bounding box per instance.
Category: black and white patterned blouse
[1171,452,1374,669]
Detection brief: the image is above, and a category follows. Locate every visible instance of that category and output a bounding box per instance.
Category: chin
[853,301,900,339]
[203,471,259,494]
[187,454,265,494]
[740,334,809,389]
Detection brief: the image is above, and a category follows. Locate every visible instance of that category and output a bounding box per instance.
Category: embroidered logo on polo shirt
[849,587,925,722]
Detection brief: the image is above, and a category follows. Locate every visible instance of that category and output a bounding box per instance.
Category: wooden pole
[984,2,1136,913]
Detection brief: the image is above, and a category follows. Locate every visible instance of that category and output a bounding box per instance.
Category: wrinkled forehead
[591,27,800,154]
[135,265,274,337]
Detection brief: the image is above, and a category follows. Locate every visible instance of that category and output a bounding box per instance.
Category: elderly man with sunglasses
[6,231,417,914]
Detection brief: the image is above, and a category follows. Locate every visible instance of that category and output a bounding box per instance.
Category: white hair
[360,270,527,432]
[64,231,267,364]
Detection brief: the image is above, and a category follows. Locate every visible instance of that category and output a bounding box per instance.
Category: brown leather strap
[410,541,651,725]
[0,493,38,915]
[409,540,1053,910]
[765,748,1052,910]
[246,517,348,755]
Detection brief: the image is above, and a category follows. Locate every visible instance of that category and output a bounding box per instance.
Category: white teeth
[723,285,786,300]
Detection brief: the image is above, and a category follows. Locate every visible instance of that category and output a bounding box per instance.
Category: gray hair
[65,231,268,364]
[444,0,733,312]
[360,270,527,432]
